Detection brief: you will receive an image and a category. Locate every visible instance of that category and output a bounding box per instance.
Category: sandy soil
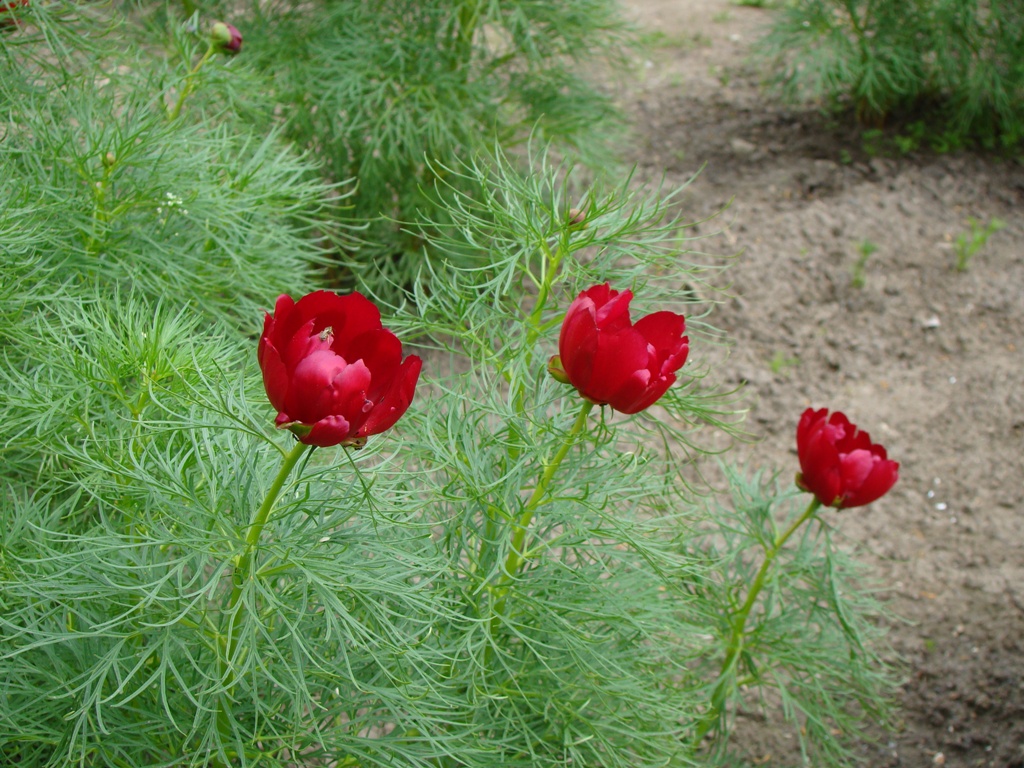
[620,1,1024,765]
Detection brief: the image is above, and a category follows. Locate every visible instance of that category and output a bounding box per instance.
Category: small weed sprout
[769,349,801,375]
[711,64,732,87]
[954,217,1006,272]
[852,239,878,288]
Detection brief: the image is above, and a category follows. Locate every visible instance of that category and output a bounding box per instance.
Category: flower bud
[547,355,570,385]
[102,152,117,168]
[211,21,242,55]
[567,207,587,227]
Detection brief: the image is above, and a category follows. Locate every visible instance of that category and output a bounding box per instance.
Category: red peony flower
[211,21,242,55]
[555,283,688,414]
[796,408,899,508]
[258,291,421,447]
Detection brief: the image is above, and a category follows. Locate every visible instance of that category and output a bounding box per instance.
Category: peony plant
[0,35,901,761]
[688,406,898,755]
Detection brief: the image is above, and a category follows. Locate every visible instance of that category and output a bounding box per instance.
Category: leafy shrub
[759,0,1024,149]
[193,0,632,280]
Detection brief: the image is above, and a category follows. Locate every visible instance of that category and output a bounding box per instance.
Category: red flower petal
[632,310,685,351]
[615,373,676,414]
[272,294,295,323]
[583,327,650,405]
[356,355,422,437]
[560,321,597,386]
[291,353,371,424]
[303,415,353,447]
[592,287,633,331]
[346,328,404,401]
[301,291,381,346]
[839,448,876,492]
[846,458,899,507]
[258,338,290,413]
[800,415,843,506]
[282,318,320,370]
[797,408,828,454]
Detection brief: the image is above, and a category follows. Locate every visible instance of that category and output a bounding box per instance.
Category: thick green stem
[168,43,216,121]
[690,496,822,750]
[478,238,566,571]
[223,441,310,667]
[215,440,309,755]
[488,400,594,623]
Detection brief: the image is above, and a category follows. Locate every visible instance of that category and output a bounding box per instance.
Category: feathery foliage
[210,0,632,278]
[1,2,897,765]
[758,0,1024,149]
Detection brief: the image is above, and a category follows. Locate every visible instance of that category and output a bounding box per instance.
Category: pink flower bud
[258,291,421,447]
[211,21,242,55]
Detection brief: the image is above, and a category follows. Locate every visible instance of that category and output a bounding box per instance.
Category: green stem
[510,240,563,418]
[478,238,566,571]
[456,0,481,52]
[215,440,309,755]
[168,43,216,121]
[690,496,822,751]
[527,241,559,332]
[85,162,114,255]
[488,400,595,622]
[223,441,310,667]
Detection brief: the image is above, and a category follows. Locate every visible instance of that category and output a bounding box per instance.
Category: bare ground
[620,1,1024,765]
